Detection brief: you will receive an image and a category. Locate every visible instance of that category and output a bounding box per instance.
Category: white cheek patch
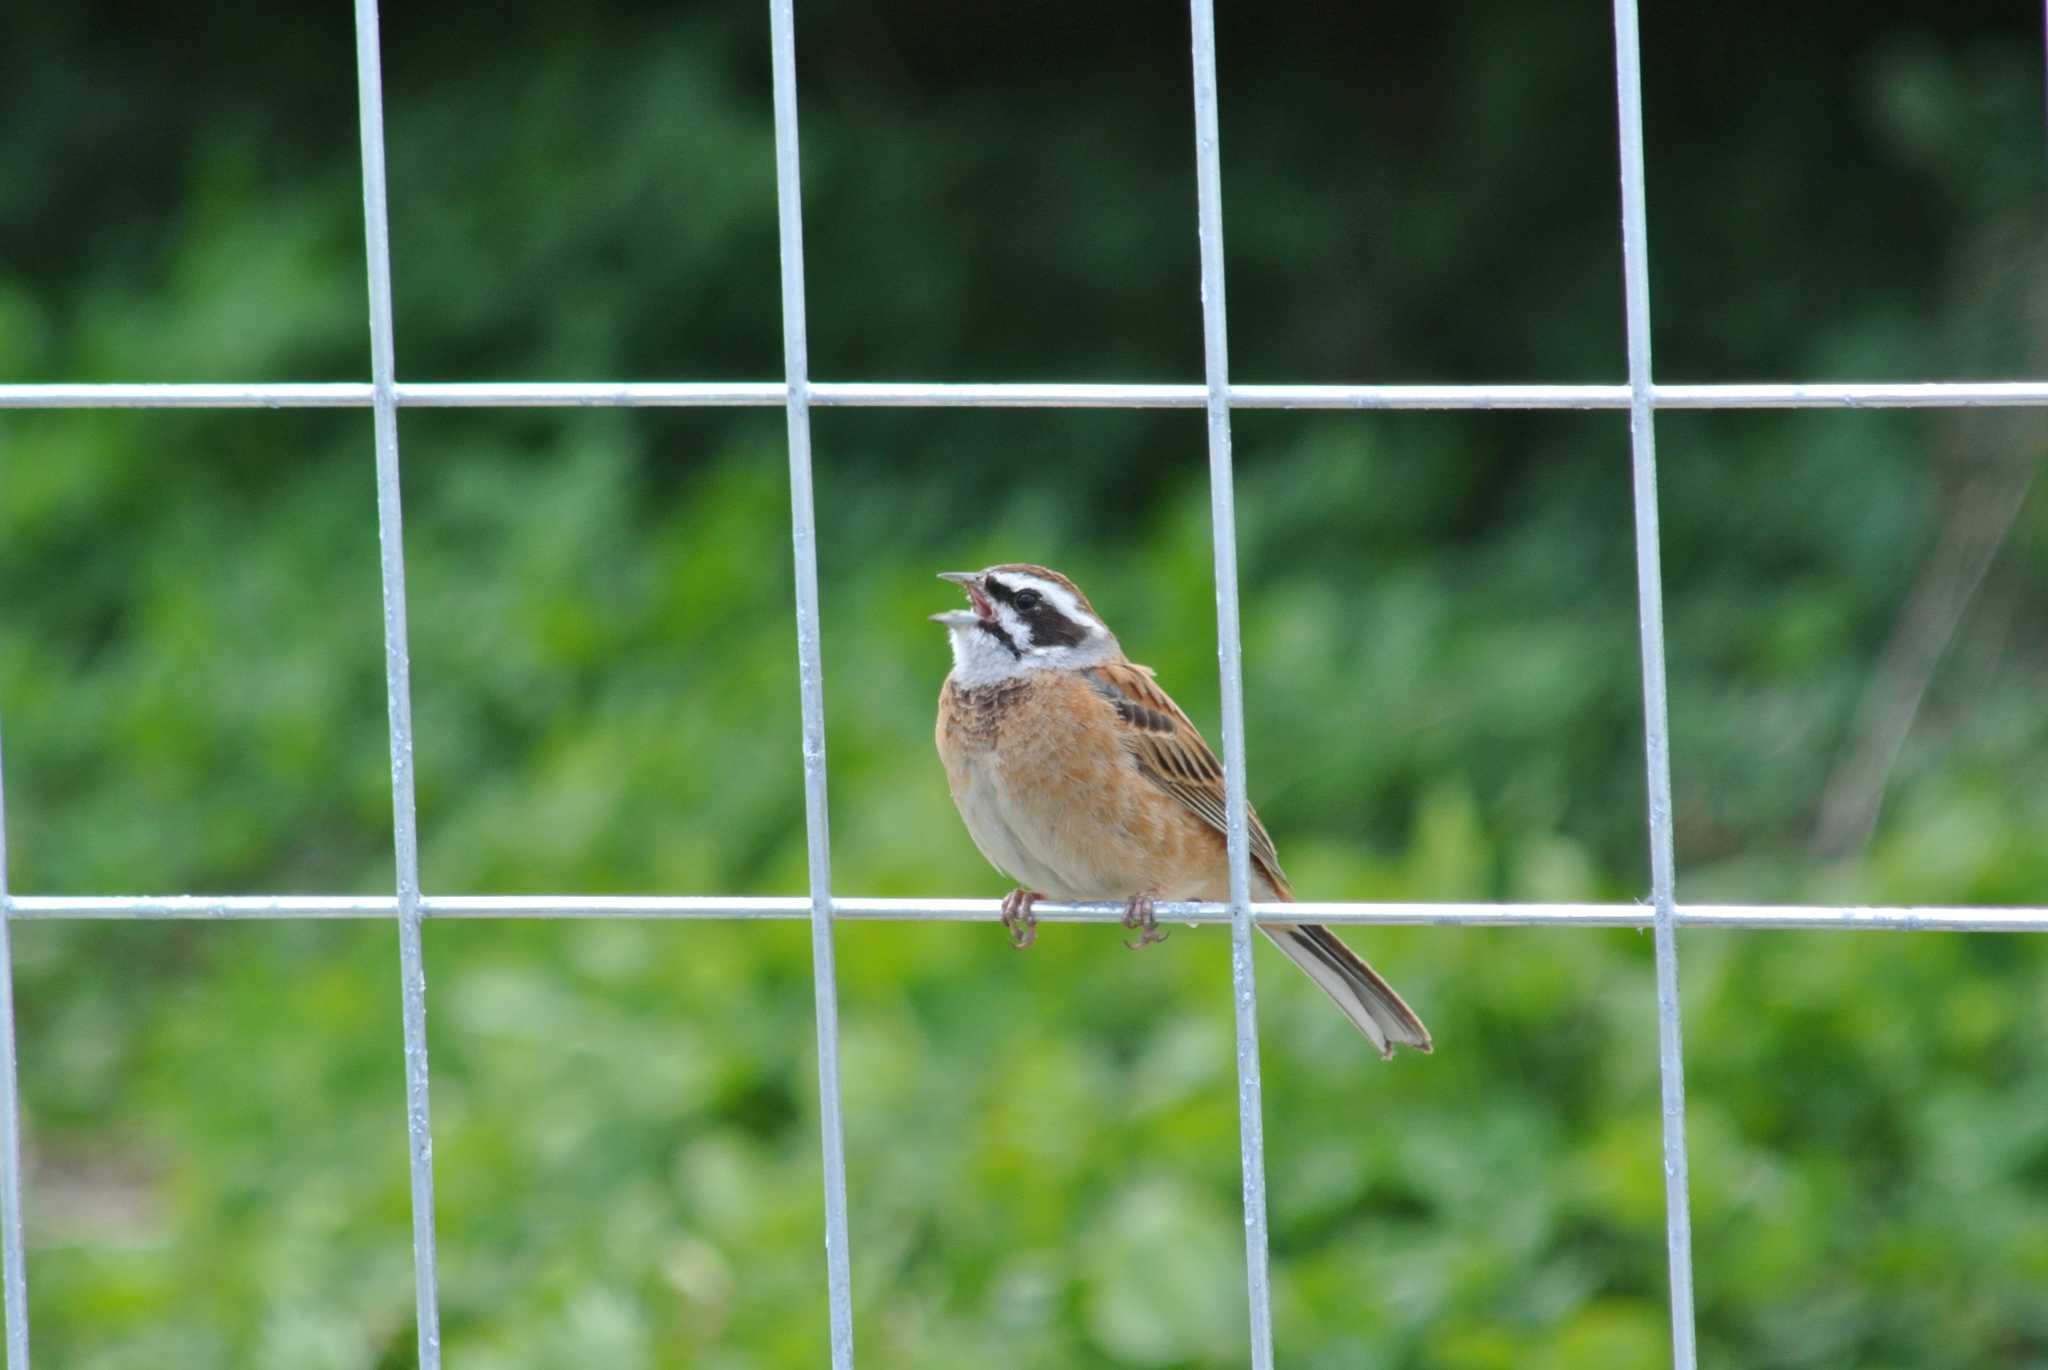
[947,622,1025,687]
[994,603,1029,643]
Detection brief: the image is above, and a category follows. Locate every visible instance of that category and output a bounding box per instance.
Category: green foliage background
[4,2,2048,1366]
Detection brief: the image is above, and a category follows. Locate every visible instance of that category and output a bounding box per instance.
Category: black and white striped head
[932,563,1119,685]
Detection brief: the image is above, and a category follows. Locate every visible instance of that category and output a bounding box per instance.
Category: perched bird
[931,563,1431,1059]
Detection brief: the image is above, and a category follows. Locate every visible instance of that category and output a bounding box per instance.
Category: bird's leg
[999,889,1042,950]
[1122,892,1168,951]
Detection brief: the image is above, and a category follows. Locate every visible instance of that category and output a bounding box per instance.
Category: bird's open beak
[931,570,993,627]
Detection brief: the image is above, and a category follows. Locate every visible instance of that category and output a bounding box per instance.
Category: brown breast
[936,668,1252,902]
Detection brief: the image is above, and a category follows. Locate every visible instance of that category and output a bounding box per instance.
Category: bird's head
[931,563,1120,685]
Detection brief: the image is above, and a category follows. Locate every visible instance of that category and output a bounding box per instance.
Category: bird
[931,563,1431,1059]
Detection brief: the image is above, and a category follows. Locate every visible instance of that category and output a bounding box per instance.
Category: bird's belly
[950,756,1093,899]
[948,746,1219,902]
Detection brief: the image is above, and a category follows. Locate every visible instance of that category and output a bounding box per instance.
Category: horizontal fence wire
[9,380,2048,409]
[13,898,2048,929]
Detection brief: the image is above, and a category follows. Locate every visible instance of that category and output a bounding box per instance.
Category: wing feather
[1081,661,1291,897]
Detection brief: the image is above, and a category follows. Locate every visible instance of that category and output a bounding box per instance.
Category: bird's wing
[1081,661,1292,897]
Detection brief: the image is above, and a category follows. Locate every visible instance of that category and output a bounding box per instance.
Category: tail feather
[1262,922,1432,1060]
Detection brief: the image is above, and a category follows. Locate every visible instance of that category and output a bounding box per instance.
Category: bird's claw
[1122,894,1168,950]
[1000,889,1041,950]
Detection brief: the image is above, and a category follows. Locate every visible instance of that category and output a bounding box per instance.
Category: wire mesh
[0,0,2040,1365]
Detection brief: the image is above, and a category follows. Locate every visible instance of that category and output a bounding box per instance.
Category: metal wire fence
[2,2,2045,1368]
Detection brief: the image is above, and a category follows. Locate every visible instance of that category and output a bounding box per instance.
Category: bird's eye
[1013,588,1043,610]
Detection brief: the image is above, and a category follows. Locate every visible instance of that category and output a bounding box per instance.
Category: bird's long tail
[1261,921,1432,1060]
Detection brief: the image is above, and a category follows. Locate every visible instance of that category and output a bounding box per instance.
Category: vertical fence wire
[765,2,857,1365]
[1186,4,1277,1367]
[0,722,27,1369]
[349,3,443,1365]
[1607,1,1700,1365]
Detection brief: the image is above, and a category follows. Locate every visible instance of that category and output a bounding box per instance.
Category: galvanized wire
[1185,2,1277,1366]
[765,1,858,1365]
[0,721,28,1370]
[11,897,2048,930]
[12,379,2048,410]
[350,1,443,1364]
[1609,0,1700,1364]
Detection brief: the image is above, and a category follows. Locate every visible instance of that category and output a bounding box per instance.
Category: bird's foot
[1122,893,1168,950]
[999,889,1042,950]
